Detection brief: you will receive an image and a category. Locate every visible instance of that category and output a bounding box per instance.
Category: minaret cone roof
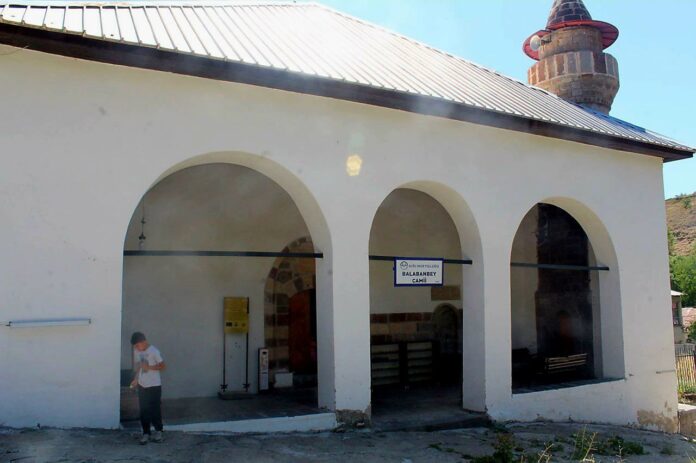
[523,0,619,60]
[547,0,593,28]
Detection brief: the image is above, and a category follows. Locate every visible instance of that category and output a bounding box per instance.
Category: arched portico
[540,197,624,380]
[119,153,337,428]
[400,181,486,412]
[509,197,624,393]
[367,181,485,417]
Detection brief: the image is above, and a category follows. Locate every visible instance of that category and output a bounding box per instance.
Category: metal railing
[676,344,695,355]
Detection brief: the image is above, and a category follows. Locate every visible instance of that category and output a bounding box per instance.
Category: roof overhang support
[0,23,691,162]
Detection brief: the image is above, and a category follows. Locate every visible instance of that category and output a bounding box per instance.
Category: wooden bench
[371,341,434,388]
[542,353,588,375]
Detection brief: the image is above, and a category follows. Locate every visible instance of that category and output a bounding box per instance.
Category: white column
[461,261,486,411]
[329,224,372,418]
[482,234,515,411]
[315,253,336,410]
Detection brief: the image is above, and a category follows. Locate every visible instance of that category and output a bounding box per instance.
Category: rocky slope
[667,193,696,256]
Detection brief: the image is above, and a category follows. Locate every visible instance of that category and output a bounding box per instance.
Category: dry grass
[667,193,696,256]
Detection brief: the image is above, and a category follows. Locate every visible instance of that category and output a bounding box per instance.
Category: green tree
[687,323,696,343]
[671,245,696,306]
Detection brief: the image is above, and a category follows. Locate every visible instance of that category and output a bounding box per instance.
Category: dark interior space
[512,204,597,391]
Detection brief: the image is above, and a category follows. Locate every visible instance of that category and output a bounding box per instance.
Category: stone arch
[433,303,461,356]
[432,303,462,385]
[264,236,316,375]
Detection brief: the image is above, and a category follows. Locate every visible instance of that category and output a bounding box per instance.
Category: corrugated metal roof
[0,1,692,154]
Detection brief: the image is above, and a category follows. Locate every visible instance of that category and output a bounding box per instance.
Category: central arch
[367,181,485,419]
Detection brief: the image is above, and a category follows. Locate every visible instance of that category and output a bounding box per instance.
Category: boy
[130,332,166,445]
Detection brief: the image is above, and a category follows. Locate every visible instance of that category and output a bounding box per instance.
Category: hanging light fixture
[138,201,147,251]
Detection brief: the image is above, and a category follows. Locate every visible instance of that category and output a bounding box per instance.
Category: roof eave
[0,23,692,162]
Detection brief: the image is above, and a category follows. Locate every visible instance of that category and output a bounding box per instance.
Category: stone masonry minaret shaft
[523,0,620,114]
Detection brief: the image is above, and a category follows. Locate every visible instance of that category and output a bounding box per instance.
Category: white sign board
[394,258,444,286]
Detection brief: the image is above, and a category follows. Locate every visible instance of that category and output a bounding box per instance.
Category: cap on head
[130,331,147,345]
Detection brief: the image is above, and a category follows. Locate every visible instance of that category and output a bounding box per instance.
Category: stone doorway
[433,304,461,385]
[264,237,317,388]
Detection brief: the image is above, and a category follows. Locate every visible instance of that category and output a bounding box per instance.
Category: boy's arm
[130,351,141,387]
[130,372,139,388]
[150,351,165,371]
[148,361,166,371]
[140,352,166,372]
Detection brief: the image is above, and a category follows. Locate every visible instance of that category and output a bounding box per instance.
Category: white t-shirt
[134,345,163,388]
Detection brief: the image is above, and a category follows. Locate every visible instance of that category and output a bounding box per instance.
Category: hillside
[667,193,696,256]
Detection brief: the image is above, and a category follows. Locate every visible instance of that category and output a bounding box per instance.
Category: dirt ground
[1,422,695,463]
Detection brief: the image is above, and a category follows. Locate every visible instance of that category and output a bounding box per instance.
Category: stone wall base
[336,408,371,429]
[678,403,696,437]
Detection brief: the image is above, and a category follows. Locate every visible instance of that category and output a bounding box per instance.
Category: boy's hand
[130,379,137,388]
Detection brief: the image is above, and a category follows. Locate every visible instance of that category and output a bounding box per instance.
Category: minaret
[523,0,620,114]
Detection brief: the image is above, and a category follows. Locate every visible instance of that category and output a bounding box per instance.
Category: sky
[319,0,696,199]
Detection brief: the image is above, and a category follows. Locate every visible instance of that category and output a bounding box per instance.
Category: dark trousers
[137,385,163,434]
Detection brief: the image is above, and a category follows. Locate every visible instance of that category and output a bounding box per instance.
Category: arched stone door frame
[264,236,316,379]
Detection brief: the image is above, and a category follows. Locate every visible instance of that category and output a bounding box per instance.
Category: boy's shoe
[152,431,163,443]
[139,434,149,445]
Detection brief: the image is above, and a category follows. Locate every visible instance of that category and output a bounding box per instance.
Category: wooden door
[288,290,317,374]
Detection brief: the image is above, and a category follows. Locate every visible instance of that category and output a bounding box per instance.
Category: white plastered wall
[0,44,678,431]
